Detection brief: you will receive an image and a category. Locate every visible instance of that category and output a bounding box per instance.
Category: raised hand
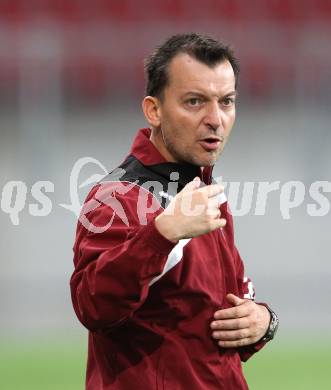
[155,177,226,243]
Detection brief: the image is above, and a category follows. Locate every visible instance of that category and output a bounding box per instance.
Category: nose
[203,101,222,132]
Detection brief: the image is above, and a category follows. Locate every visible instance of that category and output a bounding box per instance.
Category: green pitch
[0,338,329,389]
[244,340,331,390]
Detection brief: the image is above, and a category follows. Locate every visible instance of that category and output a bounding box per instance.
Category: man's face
[154,53,236,167]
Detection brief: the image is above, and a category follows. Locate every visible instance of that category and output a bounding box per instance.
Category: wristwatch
[261,306,279,342]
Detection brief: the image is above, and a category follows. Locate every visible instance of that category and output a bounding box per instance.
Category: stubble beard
[164,135,222,167]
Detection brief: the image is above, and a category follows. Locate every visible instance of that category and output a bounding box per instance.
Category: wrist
[259,304,279,342]
[154,213,181,243]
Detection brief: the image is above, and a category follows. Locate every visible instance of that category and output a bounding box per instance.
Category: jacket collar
[129,128,214,188]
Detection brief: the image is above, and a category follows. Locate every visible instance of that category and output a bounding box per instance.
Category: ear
[142,96,161,128]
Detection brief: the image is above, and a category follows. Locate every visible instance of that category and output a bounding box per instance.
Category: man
[70,33,279,389]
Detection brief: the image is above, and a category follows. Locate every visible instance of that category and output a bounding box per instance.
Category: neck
[149,128,177,163]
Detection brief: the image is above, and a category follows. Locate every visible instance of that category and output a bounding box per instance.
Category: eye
[187,97,203,107]
[222,97,235,107]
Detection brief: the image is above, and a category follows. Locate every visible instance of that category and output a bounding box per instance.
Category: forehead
[166,53,235,96]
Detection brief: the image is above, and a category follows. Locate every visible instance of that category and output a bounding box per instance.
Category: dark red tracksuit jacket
[70,128,266,389]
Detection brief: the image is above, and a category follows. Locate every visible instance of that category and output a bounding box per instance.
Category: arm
[71,177,227,332]
[70,183,176,332]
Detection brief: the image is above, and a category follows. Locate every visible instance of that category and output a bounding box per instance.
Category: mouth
[199,137,223,151]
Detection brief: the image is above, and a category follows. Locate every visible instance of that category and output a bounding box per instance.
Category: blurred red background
[0,0,329,105]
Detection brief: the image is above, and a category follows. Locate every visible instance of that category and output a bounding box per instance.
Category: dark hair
[144,33,240,98]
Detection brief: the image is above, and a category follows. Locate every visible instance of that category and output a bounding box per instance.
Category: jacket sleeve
[70,183,176,332]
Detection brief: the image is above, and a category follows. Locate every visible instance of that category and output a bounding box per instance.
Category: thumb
[182,176,201,192]
[226,293,245,307]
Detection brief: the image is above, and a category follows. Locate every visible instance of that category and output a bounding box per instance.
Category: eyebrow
[182,90,237,99]
[223,91,237,98]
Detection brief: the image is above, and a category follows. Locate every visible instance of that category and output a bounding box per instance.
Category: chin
[201,160,217,167]
[200,152,221,167]
[192,156,217,167]
[177,149,220,167]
